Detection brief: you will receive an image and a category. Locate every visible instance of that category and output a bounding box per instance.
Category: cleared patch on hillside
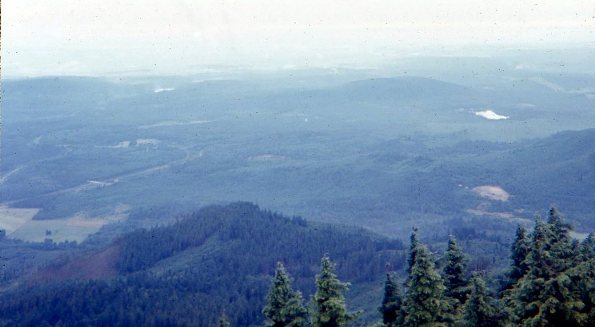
[472,185,510,201]
[0,206,39,233]
[466,208,531,225]
[33,244,120,282]
[8,210,128,243]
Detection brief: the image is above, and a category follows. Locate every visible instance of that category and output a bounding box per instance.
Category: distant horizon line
[2,43,594,80]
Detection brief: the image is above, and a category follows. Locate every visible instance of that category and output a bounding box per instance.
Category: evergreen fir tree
[312,256,358,327]
[567,235,595,326]
[526,218,551,277]
[506,224,530,289]
[565,254,595,327]
[443,235,469,308]
[548,207,571,237]
[546,208,574,272]
[263,262,309,327]
[509,215,587,326]
[403,245,447,327]
[407,227,419,275]
[460,275,500,327]
[379,272,404,326]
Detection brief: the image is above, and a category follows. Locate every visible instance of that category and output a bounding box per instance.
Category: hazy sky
[2,0,594,76]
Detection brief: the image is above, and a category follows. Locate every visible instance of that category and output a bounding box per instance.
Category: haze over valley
[1,1,594,326]
[2,60,595,242]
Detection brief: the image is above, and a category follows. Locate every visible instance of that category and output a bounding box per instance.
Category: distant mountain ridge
[342,76,470,99]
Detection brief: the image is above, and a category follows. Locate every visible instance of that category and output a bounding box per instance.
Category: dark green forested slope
[260,209,594,327]
[0,204,592,327]
[0,202,405,326]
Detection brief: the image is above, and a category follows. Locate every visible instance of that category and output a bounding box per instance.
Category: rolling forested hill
[1,203,593,326]
[0,203,405,326]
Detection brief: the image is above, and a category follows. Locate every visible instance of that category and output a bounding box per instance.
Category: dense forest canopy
[2,2,595,326]
[0,203,592,326]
